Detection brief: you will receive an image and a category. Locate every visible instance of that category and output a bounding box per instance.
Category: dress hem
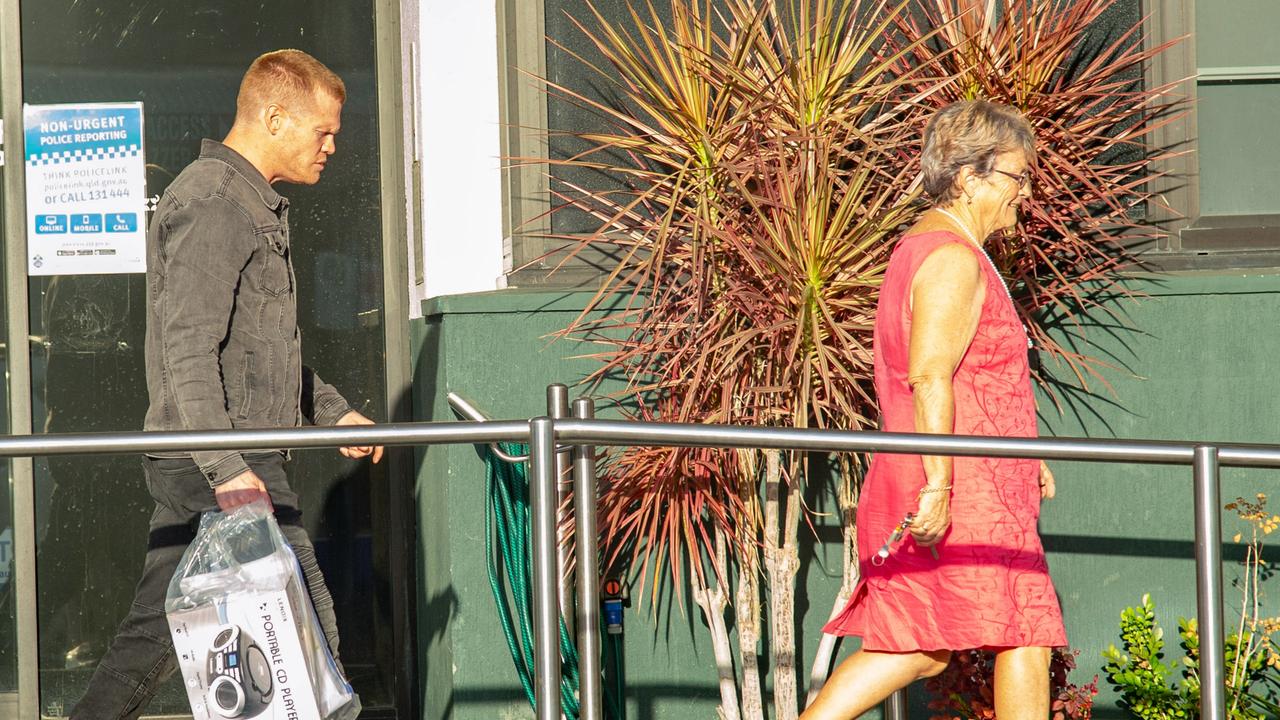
[821,580,1067,653]
[820,631,1070,655]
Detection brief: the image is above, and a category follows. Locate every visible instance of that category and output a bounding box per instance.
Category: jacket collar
[199,139,287,211]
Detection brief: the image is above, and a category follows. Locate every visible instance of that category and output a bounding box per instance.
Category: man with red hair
[73,49,379,720]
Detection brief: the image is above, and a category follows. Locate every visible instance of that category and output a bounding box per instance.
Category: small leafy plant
[925,647,1098,720]
[1104,495,1280,719]
[1101,595,1193,719]
[1101,596,1279,719]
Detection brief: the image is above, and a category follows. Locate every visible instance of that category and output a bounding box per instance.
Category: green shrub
[1103,594,1280,719]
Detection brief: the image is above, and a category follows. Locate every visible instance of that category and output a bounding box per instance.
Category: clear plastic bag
[165,499,360,720]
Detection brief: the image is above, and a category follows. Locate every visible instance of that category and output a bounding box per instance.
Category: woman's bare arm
[906,243,985,545]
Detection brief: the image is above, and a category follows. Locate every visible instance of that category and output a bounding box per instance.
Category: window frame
[496,0,667,290]
[497,0,561,287]
[1143,0,1280,269]
[502,1,1280,278]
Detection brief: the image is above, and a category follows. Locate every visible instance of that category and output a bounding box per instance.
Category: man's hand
[1039,460,1056,500]
[336,410,383,464]
[215,469,273,512]
[910,489,952,547]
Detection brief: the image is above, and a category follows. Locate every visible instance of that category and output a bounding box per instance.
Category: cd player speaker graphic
[205,624,273,718]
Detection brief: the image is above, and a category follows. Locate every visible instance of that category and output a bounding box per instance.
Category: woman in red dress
[801,100,1066,719]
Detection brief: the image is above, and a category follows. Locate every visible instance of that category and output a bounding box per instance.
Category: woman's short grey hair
[921,100,1035,205]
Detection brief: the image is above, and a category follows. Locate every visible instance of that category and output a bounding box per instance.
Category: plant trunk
[806,454,863,706]
[764,450,802,720]
[736,556,764,719]
[693,529,741,720]
[736,453,765,720]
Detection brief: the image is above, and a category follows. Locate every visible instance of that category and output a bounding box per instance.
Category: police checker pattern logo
[27,144,142,166]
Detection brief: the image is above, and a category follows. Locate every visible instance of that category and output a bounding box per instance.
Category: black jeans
[70,452,343,720]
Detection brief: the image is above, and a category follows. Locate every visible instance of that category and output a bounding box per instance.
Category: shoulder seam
[171,162,276,231]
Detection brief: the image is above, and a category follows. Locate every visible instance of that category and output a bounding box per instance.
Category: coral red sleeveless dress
[823,230,1066,651]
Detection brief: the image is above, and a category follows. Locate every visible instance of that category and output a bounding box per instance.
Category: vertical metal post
[529,417,562,720]
[573,397,603,720]
[1194,445,1226,720]
[1,0,41,716]
[885,689,908,720]
[548,383,576,634]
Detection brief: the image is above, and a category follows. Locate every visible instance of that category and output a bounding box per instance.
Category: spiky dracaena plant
[524,0,1178,716]
[888,0,1185,393]
[531,1,934,716]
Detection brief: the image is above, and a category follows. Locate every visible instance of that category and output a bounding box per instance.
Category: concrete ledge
[421,287,642,317]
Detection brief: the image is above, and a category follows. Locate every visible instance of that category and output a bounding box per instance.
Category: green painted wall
[411,269,1280,719]
[1037,269,1280,718]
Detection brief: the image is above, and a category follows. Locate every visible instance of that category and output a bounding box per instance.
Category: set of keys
[871,512,941,566]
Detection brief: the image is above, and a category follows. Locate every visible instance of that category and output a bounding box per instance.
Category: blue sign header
[24,104,144,163]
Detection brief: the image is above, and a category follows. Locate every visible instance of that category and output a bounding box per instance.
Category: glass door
[14,1,402,717]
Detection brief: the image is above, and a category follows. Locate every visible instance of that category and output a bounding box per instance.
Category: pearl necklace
[932,207,1033,350]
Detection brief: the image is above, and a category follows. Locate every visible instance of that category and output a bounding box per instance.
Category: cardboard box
[168,555,339,719]
[166,503,358,720]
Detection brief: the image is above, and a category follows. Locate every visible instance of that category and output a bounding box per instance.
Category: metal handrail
[537,418,1238,720]
[555,419,1197,463]
[447,391,530,462]
[446,390,574,462]
[0,409,1257,720]
[0,420,529,458]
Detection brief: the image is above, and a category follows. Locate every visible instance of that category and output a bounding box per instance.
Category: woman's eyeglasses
[991,169,1031,187]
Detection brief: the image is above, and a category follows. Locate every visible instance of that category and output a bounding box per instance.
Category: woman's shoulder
[893,224,977,263]
[889,225,981,288]
[900,216,968,245]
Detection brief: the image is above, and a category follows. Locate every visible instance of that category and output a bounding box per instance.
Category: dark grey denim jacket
[144,140,351,486]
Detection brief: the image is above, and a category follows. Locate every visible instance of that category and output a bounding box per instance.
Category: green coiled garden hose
[483,442,583,716]
[484,442,627,719]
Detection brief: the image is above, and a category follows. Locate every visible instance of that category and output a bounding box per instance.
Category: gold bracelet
[917,484,953,497]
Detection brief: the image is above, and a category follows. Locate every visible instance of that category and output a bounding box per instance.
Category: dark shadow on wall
[410,314,463,720]
[1042,534,1252,562]
[795,453,855,704]
[1035,285,1150,437]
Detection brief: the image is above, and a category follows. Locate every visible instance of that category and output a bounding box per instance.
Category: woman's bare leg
[800,649,951,720]
[993,646,1051,719]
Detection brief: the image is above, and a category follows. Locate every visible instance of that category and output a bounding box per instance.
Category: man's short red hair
[236,49,345,119]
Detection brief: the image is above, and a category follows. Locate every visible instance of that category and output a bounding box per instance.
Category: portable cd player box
[168,558,322,720]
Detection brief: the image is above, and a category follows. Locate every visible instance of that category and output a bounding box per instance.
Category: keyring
[871,513,915,566]
[870,512,940,565]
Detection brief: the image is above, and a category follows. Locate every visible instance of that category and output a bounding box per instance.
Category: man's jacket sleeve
[302,366,352,426]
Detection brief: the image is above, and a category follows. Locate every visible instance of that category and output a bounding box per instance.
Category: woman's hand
[910,489,952,546]
[1039,461,1056,499]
